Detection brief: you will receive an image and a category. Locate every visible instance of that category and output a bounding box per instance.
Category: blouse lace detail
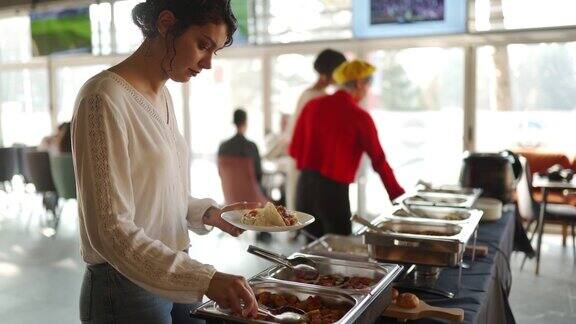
[104,71,169,129]
[86,94,209,288]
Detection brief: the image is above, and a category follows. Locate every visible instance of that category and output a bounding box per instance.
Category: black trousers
[296,170,351,240]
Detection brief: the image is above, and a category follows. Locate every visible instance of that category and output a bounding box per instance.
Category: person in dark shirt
[218,108,263,186]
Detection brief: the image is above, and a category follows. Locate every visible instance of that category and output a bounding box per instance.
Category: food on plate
[256,292,350,323]
[396,292,419,309]
[241,202,299,227]
[293,274,376,289]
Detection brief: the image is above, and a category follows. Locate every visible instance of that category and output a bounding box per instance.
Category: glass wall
[90,2,112,56]
[55,65,110,123]
[364,47,465,213]
[0,68,50,146]
[188,57,263,199]
[473,0,576,31]
[0,15,32,63]
[114,0,144,54]
[270,53,316,134]
[0,0,575,208]
[476,42,576,156]
[251,0,352,44]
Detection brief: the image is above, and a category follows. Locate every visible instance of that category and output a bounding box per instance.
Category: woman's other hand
[206,272,258,318]
[202,207,242,236]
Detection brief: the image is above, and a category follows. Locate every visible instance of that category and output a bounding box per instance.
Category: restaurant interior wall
[1,0,576,216]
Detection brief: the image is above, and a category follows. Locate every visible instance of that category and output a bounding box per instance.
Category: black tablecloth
[379,209,516,324]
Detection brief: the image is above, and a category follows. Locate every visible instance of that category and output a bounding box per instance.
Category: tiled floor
[0,190,575,323]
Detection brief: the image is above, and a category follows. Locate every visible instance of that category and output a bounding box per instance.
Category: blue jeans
[80,263,205,324]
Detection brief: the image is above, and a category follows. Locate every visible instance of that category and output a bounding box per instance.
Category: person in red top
[289,60,405,238]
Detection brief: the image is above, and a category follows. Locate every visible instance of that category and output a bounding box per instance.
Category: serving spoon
[257,305,308,323]
[247,245,319,281]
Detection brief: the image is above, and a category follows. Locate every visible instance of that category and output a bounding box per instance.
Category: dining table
[530,174,576,275]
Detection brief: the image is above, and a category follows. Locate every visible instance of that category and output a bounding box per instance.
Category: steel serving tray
[361,213,482,267]
[402,190,480,208]
[390,206,484,225]
[256,253,400,296]
[193,280,376,324]
[418,186,482,196]
[300,234,370,262]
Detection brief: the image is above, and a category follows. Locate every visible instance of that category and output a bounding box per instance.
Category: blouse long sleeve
[186,196,216,235]
[72,93,216,303]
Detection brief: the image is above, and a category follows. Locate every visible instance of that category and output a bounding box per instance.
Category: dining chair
[517,156,576,270]
[217,155,269,206]
[0,147,20,190]
[23,150,59,230]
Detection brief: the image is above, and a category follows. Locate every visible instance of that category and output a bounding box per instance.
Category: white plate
[220,209,315,232]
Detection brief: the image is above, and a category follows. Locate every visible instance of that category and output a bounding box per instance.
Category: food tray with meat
[360,213,482,267]
[192,279,397,324]
[256,253,401,296]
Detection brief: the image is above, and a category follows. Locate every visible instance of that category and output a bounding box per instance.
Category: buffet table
[190,208,516,324]
[379,208,516,324]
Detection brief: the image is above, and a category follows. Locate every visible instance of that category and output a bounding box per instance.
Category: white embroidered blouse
[72,70,217,303]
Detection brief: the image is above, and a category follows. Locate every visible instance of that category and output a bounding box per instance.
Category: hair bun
[130,0,237,47]
[132,0,162,38]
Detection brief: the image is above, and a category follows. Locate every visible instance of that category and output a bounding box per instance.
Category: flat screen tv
[30,7,92,56]
[354,0,466,39]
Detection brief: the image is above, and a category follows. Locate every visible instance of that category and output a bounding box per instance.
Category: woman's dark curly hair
[132,0,237,47]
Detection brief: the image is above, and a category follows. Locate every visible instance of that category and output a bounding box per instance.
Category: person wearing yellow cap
[289,59,405,239]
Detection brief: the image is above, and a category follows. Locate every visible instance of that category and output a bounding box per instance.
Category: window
[476,42,576,156]
[472,0,576,32]
[188,58,263,201]
[251,0,352,44]
[114,0,144,54]
[0,15,32,63]
[55,65,110,123]
[0,68,50,146]
[90,2,112,55]
[364,47,465,213]
[270,53,316,133]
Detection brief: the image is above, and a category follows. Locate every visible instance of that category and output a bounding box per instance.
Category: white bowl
[473,197,503,222]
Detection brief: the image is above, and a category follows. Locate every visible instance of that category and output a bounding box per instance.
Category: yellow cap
[332,60,376,85]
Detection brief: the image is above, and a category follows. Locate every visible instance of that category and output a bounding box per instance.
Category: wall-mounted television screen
[30,7,92,56]
[354,0,466,39]
[371,0,445,24]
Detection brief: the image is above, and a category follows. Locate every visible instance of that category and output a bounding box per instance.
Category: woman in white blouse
[71,1,258,323]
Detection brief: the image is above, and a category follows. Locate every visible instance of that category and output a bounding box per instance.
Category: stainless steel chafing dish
[193,254,403,323]
[194,280,357,324]
[391,205,484,224]
[300,234,370,262]
[258,253,397,295]
[417,185,482,196]
[361,211,482,267]
[402,189,481,208]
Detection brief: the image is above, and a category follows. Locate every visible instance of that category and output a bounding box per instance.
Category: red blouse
[289,90,405,200]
